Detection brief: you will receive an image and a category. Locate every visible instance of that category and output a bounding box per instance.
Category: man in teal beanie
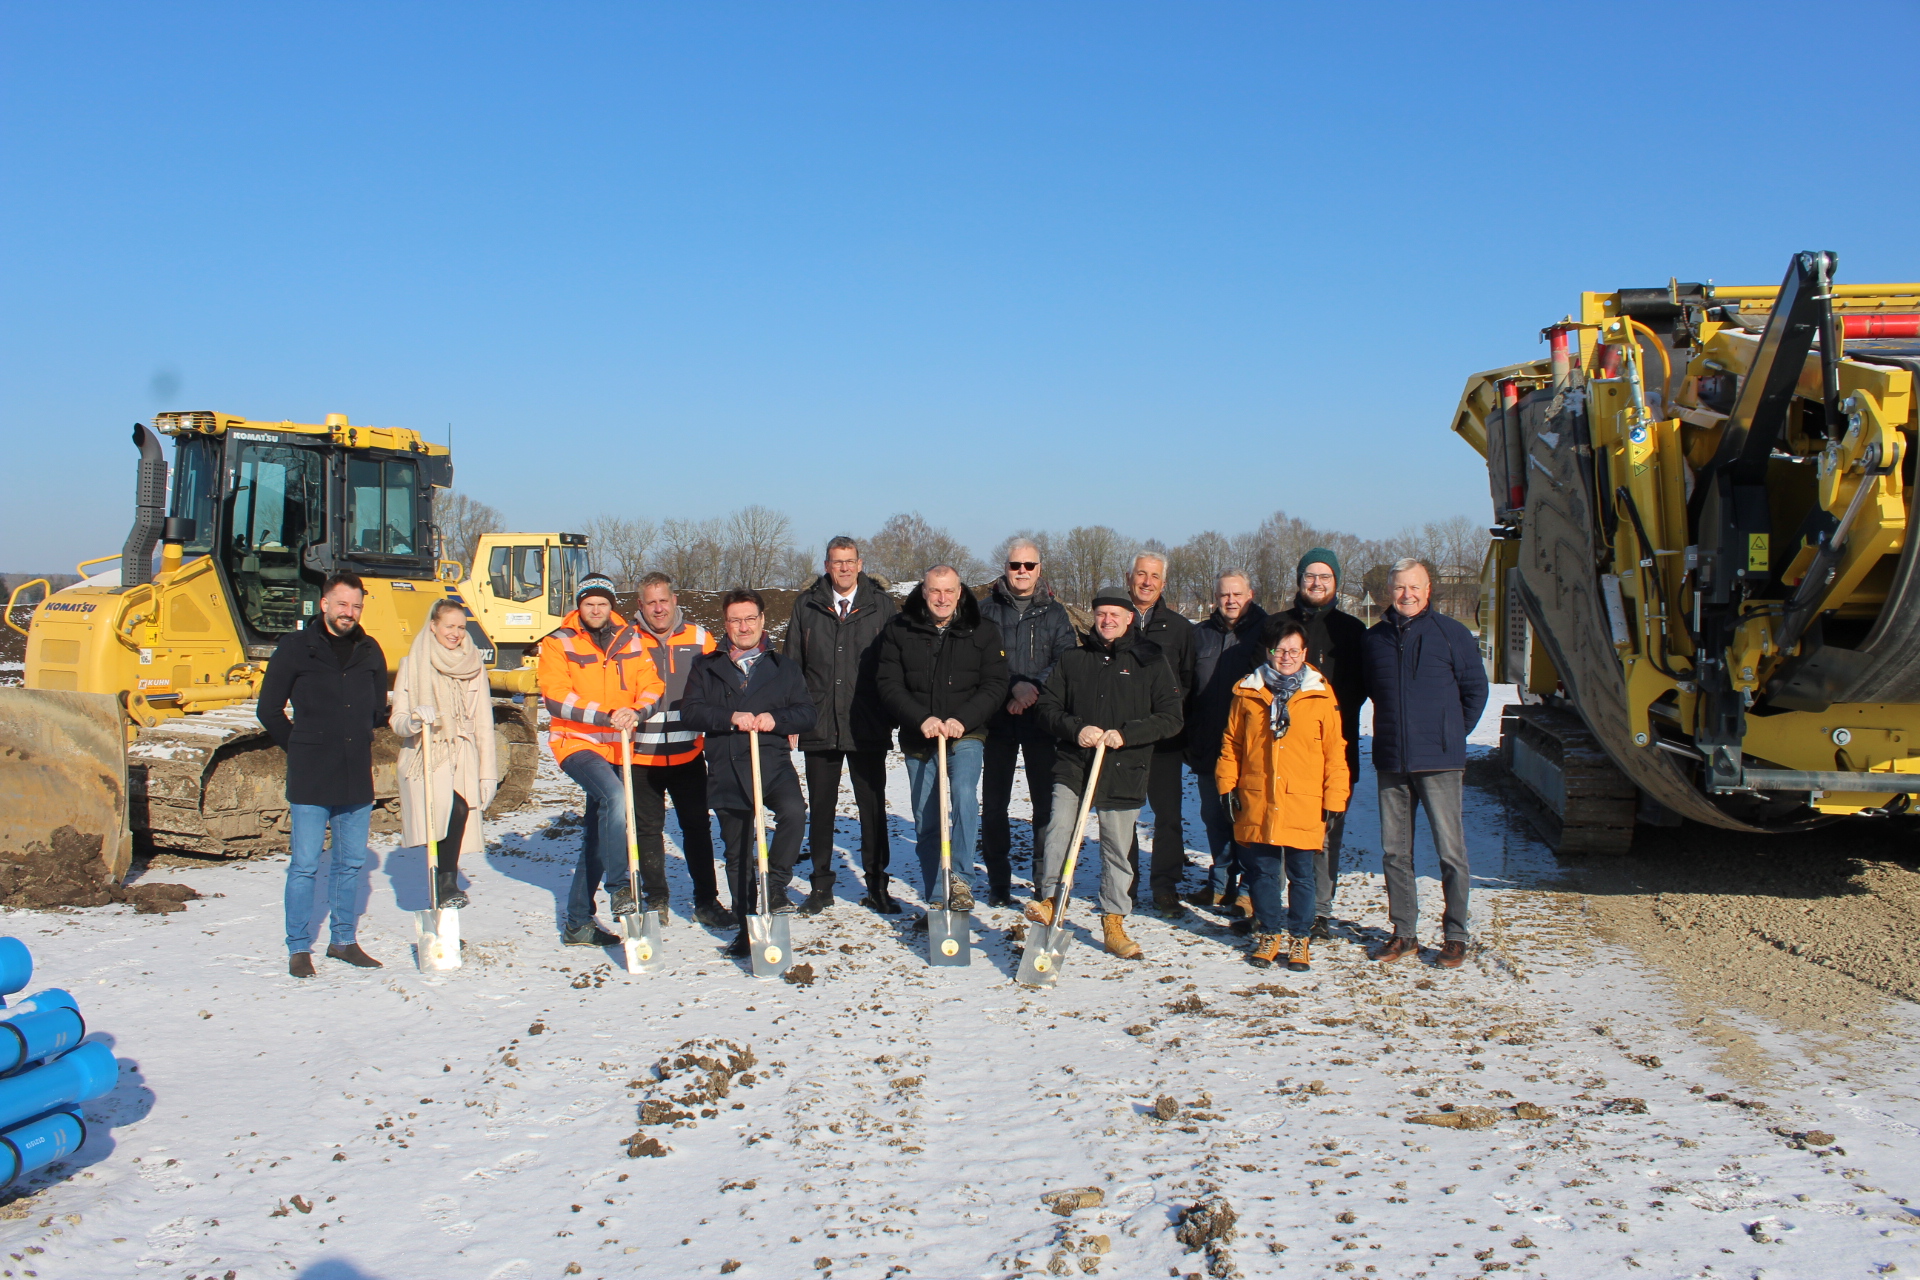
[1275,547,1368,939]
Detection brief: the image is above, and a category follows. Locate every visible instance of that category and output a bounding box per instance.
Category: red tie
[838,600,850,621]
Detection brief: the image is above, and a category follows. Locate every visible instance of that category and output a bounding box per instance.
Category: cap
[1090,590,1133,612]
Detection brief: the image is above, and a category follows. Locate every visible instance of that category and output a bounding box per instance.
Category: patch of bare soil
[641,589,802,646]
[1546,816,1920,1082]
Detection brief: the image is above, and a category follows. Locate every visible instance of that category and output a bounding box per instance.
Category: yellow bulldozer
[1456,252,1920,851]
[456,531,593,672]
[0,412,542,891]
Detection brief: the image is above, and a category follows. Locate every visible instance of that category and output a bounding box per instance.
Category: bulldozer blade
[1016,923,1069,988]
[746,912,791,978]
[414,907,462,972]
[0,690,131,897]
[620,910,662,974]
[928,909,971,967]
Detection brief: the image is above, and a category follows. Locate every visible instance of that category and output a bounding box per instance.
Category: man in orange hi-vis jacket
[538,572,665,946]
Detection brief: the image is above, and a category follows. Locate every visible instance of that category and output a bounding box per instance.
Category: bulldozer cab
[460,532,590,669]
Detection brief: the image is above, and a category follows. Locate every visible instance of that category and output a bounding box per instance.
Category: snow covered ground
[2,690,1917,1280]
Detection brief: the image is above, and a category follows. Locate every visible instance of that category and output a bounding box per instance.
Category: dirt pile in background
[645,589,802,646]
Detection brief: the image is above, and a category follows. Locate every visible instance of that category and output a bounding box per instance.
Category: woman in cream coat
[391,600,498,908]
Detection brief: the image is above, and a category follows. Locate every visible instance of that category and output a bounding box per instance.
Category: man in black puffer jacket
[1183,571,1268,911]
[784,537,899,914]
[1124,553,1196,915]
[681,590,819,958]
[976,541,1078,907]
[1274,548,1370,938]
[875,566,1008,916]
[1030,591,1184,960]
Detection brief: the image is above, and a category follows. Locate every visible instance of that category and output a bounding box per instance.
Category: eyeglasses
[826,558,859,568]
[1006,561,1039,571]
[1301,573,1336,585]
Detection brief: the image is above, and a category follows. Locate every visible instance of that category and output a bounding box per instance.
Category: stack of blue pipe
[0,938,114,1190]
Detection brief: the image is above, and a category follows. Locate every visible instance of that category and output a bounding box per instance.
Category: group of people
[257,537,1489,979]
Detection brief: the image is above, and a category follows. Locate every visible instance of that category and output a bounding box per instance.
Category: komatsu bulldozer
[0,412,541,884]
[1456,253,1920,852]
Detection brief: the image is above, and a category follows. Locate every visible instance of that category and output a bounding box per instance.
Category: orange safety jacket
[537,608,666,766]
[632,615,718,766]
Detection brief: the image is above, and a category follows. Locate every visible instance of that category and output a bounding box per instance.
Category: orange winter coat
[1214,664,1351,850]
[537,608,665,766]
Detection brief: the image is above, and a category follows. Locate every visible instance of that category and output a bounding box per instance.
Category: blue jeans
[560,751,632,929]
[905,738,983,899]
[285,802,372,954]
[1240,842,1315,938]
[1196,779,1241,897]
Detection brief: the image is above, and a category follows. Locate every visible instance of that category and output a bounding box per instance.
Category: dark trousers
[1241,842,1315,937]
[1314,741,1360,917]
[716,768,806,915]
[981,730,1056,896]
[802,749,890,892]
[631,756,720,904]
[436,791,471,871]
[1128,750,1188,899]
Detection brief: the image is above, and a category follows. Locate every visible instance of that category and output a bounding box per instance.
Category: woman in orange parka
[1215,615,1351,973]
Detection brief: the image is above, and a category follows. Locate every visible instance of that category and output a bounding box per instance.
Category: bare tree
[864,512,985,583]
[580,514,657,592]
[720,505,795,587]
[1053,525,1129,604]
[1167,530,1234,612]
[658,516,724,590]
[435,491,505,573]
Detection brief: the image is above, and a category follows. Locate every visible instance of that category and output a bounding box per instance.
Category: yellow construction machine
[0,412,541,882]
[456,531,592,672]
[1456,253,1920,851]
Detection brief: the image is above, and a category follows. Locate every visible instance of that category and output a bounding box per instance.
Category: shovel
[745,729,791,978]
[927,735,969,967]
[1017,741,1106,988]
[617,728,663,974]
[413,712,461,972]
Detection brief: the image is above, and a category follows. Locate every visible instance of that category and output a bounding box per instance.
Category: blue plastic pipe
[0,1108,85,1189]
[0,940,32,1002]
[0,998,85,1075]
[0,1043,116,1133]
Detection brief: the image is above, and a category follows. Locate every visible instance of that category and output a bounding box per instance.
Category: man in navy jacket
[1361,559,1488,968]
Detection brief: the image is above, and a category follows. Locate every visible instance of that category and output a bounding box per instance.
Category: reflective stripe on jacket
[536,608,666,766]
[633,616,717,766]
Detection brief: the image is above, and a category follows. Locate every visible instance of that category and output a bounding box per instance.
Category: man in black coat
[874,566,1008,917]
[1183,570,1268,911]
[680,589,819,958]
[1123,553,1196,915]
[1030,591,1184,960]
[976,540,1078,907]
[784,537,900,914]
[257,571,389,978]
[1275,548,1370,939]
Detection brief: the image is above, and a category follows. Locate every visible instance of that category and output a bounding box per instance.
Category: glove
[480,779,498,810]
[413,704,438,731]
[1221,791,1242,820]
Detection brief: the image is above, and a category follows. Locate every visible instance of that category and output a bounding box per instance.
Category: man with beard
[1275,548,1369,939]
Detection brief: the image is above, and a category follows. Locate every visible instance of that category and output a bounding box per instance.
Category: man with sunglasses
[977,540,1077,908]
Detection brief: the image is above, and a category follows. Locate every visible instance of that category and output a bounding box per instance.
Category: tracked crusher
[1455,253,1920,851]
[1,412,542,890]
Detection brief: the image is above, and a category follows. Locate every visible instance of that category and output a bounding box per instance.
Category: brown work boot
[1436,939,1467,969]
[1024,898,1056,927]
[1287,936,1312,973]
[1102,914,1143,960]
[1228,894,1252,919]
[289,952,315,979]
[326,943,383,969]
[1371,935,1419,965]
[1246,933,1284,969]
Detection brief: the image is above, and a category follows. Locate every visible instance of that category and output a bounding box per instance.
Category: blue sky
[6,2,1918,571]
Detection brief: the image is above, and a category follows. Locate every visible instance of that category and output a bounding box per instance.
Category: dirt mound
[648,589,802,646]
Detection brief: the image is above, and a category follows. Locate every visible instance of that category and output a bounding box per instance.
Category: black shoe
[987,891,1016,910]
[438,888,471,910]
[693,899,736,929]
[434,868,461,906]
[726,932,750,958]
[1309,915,1331,941]
[1151,890,1183,919]
[289,952,315,979]
[863,890,901,915]
[610,886,637,917]
[911,914,929,932]
[1229,917,1253,936]
[771,898,797,916]
[325,943,383,968]
[945,881,975,913]
[563,922,621,946]
[645,895,671,924]
[798,886,834,917]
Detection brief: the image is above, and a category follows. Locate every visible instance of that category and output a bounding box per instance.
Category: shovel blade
[746,913,791,978]
[414,908,462,972]
[620,910,663,974]
[1015,924,1067,987]
[928,909,971,967]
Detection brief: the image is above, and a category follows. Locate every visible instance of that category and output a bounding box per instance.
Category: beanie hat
[575,573,618,606]
[1090,589,1133,612]
[1296,548,1340,584]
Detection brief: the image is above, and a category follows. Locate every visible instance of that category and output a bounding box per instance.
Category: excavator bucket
[0,691,131,905]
